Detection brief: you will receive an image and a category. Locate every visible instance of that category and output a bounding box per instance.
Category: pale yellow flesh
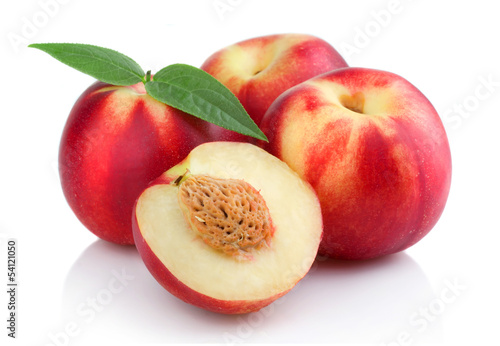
[136,142,322,301]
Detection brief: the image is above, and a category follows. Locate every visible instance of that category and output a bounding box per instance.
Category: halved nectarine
[132,142,322,314]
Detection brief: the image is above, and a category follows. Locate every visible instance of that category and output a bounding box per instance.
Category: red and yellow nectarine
[260,67,452,260]
[59,81,213,245]
[201,33,348,141]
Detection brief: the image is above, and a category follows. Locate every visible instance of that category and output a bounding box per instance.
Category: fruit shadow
[280,253,444,344]
[62,240,442,344]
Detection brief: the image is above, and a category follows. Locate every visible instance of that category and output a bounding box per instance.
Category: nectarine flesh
[133,142,323,314]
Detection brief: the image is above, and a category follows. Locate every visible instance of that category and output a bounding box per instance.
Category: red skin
[59,81,212,245]
[132,174,289,314]
[260,67,452,260]
[201,33,348,142]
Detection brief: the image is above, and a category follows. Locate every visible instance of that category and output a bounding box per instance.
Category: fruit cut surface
[133,142,322,310]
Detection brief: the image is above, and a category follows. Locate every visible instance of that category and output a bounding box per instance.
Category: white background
[1,0,499,345]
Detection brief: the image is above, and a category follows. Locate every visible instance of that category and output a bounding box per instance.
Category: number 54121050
[7,240,16,282]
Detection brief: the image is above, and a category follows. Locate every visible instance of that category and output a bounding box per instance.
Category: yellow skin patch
[93,85,170,126]
[216,35,309,81]
[177,174,274,260]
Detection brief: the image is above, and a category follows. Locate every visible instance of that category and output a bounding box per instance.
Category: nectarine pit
[177,174,274,259]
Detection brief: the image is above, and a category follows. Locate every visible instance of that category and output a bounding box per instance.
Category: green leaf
[29,43,145,86]
[145,64,268,142]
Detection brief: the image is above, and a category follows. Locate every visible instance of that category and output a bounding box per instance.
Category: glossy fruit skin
[201,33,348,142]
[59,81,212,245]
[260,67,452,260]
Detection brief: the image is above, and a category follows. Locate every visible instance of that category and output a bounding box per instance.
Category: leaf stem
[144,70,152,85]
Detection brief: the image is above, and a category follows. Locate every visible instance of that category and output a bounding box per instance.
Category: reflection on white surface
[59,240,442,345]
